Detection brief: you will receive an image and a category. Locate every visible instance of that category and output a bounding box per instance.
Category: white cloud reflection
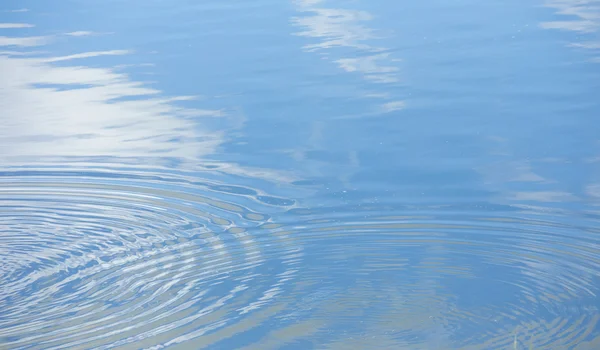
[0,53,224,159]
[0,27,223,162]
[64,31,95,37]
[291,0,405,113]
[542,0,600,60]
[0,23,34,29]
[0,27,302,186]
[380,100,406,113]
[0,35,49,47]
[42,50,132,62]
[293,6,376,51]
[541,0,600,32]
[5,9,29,13]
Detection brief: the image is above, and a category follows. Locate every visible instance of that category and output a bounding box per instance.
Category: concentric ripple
[245,201,600,349]
[0,163,302,349]
[2,165,600,349]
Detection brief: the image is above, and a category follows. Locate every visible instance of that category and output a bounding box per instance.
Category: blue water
[1,0,600,349]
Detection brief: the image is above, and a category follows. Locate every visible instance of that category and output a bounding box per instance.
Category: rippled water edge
[1,157,599,349]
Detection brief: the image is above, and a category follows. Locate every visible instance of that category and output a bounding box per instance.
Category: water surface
[1,0,600,349]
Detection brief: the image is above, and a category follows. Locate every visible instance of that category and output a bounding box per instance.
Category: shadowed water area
[1,0,600,349]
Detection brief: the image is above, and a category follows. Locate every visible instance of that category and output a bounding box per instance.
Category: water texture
[1,0,600,349]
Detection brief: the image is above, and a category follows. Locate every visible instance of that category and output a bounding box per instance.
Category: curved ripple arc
[0,165,301,349]
[256,202,600,349]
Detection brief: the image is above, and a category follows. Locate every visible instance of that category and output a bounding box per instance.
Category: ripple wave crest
[2,166,600,348]
[257,201,600,349]
[0,163,301,349]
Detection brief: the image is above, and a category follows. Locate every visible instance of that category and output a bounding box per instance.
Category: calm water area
[1,0,600,349]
